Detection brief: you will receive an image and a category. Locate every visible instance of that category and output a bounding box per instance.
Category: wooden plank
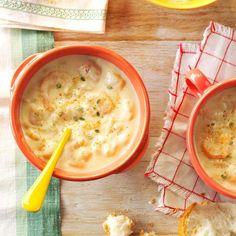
[54,40,183,137]
[56,41,184,235]
[61,137,179,236]
[55,1,236,234]
[54,0,236,42]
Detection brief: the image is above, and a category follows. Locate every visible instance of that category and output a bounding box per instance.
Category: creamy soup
[194,87,236,191]
[20,55,140,174]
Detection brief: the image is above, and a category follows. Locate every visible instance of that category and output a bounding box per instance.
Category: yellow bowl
[149,0,216,9]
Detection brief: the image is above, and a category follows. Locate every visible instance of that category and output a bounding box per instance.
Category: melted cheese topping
[20,56,140,173]
[194,87,236,191]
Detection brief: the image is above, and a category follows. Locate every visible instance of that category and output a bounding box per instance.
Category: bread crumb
[148,198,156,205]
[147,222,154,228]
[123,209,129,214]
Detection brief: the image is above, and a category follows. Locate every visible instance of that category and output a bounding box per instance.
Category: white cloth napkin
[146,22,236,216]
[0,0,108,33]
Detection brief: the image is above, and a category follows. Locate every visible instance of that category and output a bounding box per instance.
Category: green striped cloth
[0,29,60,236]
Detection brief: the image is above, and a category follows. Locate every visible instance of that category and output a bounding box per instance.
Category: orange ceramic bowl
[10,45,150,181]
[186,69,236,198]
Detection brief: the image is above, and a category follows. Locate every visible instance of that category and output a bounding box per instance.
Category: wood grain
[57,41,180,235]
[61,138,178,236]
[54,0,236,42]
[55,0,236,235]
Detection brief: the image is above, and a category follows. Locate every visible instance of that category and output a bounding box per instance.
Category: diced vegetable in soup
[194,87,236,191]
[20,56,140,173]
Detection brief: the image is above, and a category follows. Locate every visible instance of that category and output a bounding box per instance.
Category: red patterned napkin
[146,22,236,216]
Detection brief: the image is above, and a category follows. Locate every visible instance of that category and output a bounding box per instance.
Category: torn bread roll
[178,202,236,236]
[103,214,134,236]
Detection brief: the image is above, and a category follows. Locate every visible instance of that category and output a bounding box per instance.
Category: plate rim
[148,0,217,9]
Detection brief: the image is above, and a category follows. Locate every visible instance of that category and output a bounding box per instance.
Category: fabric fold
[146,22,236,216]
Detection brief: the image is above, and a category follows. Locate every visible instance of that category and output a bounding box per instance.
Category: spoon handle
[22,128,72,212]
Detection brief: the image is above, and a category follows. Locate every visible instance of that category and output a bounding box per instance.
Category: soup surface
[20,55,140,174]
[194,87,236,191]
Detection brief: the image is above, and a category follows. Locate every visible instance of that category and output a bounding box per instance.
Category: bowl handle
[10,53,39,95]
[185,69,211,97]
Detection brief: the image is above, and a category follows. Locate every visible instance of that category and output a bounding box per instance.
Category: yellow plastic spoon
[22,128,72,212]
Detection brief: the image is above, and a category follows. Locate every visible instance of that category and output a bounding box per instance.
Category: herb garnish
[80,76,86,81]
[95,129,100,133]
[221,173,227,179]
[56,83,62,88]
[79,117,85,121]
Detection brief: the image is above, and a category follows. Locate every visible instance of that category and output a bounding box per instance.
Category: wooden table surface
[55,0,236,235]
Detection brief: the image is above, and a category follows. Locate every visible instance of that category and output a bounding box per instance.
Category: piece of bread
[103,213,134,236]
[178,202,236,236]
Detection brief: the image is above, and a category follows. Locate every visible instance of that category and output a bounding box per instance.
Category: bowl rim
[186,78,236,198]
[10,45,150,181]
